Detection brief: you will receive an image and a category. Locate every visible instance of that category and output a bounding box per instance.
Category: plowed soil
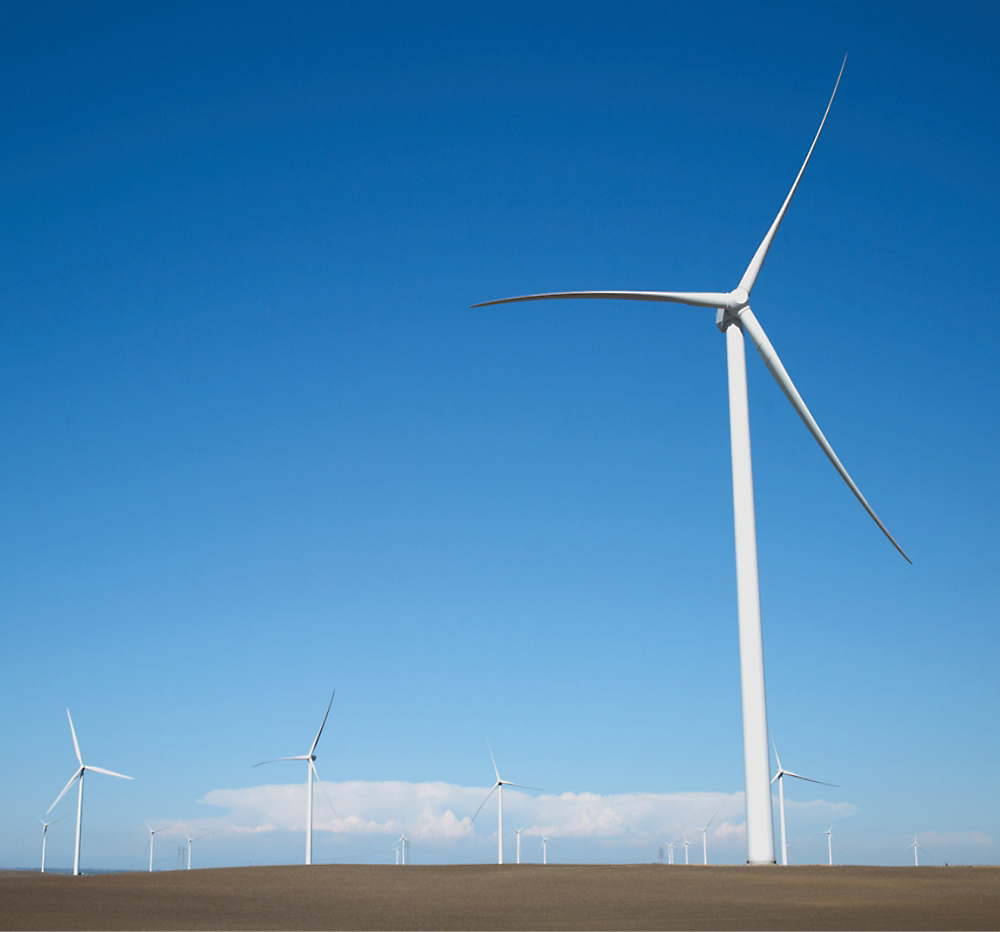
[2,864,998,930]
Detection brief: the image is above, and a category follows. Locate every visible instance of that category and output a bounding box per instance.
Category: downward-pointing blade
[310,691,336,756]
[738,307,910,562]
[470,783,499,824]
[471,290,732,310]
[739,56,846,295]
[48,767,83,813]
[85,765,133,780]
[66,709,83,766]
[311,761,340,817]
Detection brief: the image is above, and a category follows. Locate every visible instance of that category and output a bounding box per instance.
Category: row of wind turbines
[43,696,931,873]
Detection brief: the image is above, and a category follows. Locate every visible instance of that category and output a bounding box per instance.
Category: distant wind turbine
[699,811,719,865]
[473,56,908,865]
[38,815,65,873]
[397,832,408,865]
[681,836,691,865]
[185,833,205,870]
[771,740,836,866]
[541,836,548,865]
[515,827,525,864]
[663,840,674,865]
[820,826,833,866]
[254,691,335,866]
[47,709,133,876]
[470,746,540,865]
[145,822,172,873]
[908,836,928,866]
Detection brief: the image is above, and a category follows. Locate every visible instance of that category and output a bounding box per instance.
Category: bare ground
[2,864,998,930]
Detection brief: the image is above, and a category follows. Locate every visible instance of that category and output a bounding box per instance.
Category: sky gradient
[2,1,998,870]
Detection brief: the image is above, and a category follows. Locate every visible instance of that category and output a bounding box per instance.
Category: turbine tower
[254,691,335,866]
[663,840,674,865]
[699,811,719,865]
[185,833,205,870]
[38,816,65,873]
[821,826,833,866]
[47,709,133,876]
[472,57,908,864]
[908,836,926,866]
[145,822,171,872]
[681,836,691,865]
[771,740,835,866]
[470,746,539,864]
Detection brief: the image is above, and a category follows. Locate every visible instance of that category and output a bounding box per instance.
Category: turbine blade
[253,756,309,767]
[738,307,910,562]
[488,745,500,783]
[706,809,719,831]
[470,783,499,824]
[784,770,837,787]
[310,691,336,756]
[502,781,544,792]
[47,768,83,813]
[85,765,133,780]
[66,709,83,766]
[471,290,731,310]
[771,737,783,773]
[312,761,340,818]
[739,56,846,295]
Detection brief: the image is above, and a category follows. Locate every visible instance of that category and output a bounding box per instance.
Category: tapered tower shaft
[724,318,776,865]
[306,761,314,865]
[777,775,788,865]
[497,783,504,864]
[73,774,84,876]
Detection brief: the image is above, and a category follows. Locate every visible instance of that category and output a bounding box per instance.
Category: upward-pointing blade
[310,691,336,757]
[471,290,732,310]
[66,709,83,766]
[738,56,847,296]
[737,307,910,562]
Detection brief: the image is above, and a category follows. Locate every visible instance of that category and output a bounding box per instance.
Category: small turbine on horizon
[185,833,205,870]
[681,836,691,865]
[473,56,908,865]
[908,836,928,866]
[771,740,836,866]
[254,691,335,866]
[38,815,66,873]
[47,709,133,876]
[698,811,719,865]
[470,746,540,865]
[820,826,833,866]
[145,822,172,873]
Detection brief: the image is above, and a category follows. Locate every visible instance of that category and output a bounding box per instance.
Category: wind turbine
[821,826,833,865]
[47,709,133,876]
[472,58,908,864]
[515,827,525,864]
[145,822,172,872]
[908,836,927,866]
[253,691,335,866]
[185,833,205,870]
[38,815,65,873]
[541,836,548,865]
[698,811,719,865]
[681,836,691,865]
[470,746,539,864]
[397,832,408,865]
[771,741,836,866]
[663,840,675,865]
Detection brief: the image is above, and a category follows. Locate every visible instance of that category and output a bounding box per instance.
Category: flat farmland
[2,864,998,930]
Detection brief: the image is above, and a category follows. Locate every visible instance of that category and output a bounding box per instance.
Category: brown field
[2,864,998,930]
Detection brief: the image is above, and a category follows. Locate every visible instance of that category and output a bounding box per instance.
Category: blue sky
[2,1,998,870]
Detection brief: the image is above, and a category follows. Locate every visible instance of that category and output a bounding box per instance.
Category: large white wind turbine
[38,815,65,873]
[254,691,335,866]
[681,836,691,865]
[771,741,835,866]
[47,709,133,876]
[470,746,539,864]
[472,58,908,864]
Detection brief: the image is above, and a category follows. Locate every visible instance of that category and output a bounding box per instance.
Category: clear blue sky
[2,1,997,870]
